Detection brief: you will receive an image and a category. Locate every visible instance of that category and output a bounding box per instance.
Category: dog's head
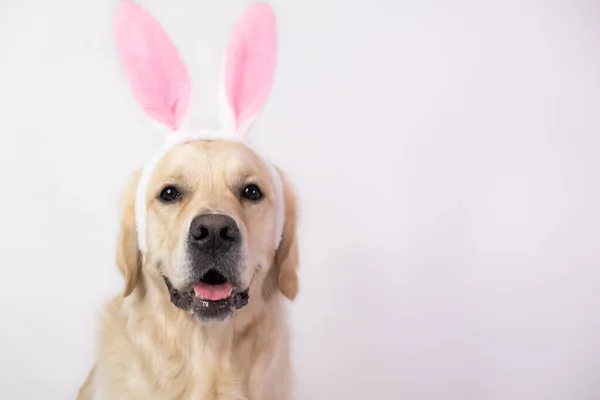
[112,3,298,322]
[117,140,299,321]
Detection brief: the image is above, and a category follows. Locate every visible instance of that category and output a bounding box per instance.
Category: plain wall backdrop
[0,0,599,398]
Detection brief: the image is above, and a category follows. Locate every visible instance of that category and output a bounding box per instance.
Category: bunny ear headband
[114,1,283,254]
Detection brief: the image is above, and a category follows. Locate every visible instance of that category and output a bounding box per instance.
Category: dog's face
[116,140,299,322]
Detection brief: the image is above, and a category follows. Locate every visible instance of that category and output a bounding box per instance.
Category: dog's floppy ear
[272,169,300,300]
[116,170,142,297]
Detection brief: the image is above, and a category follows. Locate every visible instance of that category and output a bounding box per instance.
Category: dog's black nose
[189,214,240,254]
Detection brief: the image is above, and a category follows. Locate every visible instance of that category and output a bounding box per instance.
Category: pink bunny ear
[114,1,191,131]
[222,3,277,134]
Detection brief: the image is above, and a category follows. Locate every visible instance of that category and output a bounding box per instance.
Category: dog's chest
[135,343,252,399]
[97,349,250,399]
[99,329,274,399]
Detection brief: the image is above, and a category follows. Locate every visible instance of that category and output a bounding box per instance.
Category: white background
[0,0,599,399]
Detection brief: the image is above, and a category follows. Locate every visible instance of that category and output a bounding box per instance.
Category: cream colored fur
[78,140,299,400]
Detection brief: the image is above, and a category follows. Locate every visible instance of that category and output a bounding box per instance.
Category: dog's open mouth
[194,269,233,301]
[163,270,249,321]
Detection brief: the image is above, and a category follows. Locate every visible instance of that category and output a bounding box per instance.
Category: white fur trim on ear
[217,58,237,137]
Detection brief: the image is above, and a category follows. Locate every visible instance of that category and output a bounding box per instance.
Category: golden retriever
[77,139,299,399]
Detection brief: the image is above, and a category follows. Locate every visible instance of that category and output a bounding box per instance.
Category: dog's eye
[158,186,181,203]
[242,184,263,202]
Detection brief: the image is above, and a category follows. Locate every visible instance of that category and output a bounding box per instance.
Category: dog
[77,2,299,399]
[77,139,299,399]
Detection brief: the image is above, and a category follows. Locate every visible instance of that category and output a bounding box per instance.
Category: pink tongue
[194,281,232,301]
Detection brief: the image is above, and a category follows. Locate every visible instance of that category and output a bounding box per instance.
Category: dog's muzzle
[162,213,249,321]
